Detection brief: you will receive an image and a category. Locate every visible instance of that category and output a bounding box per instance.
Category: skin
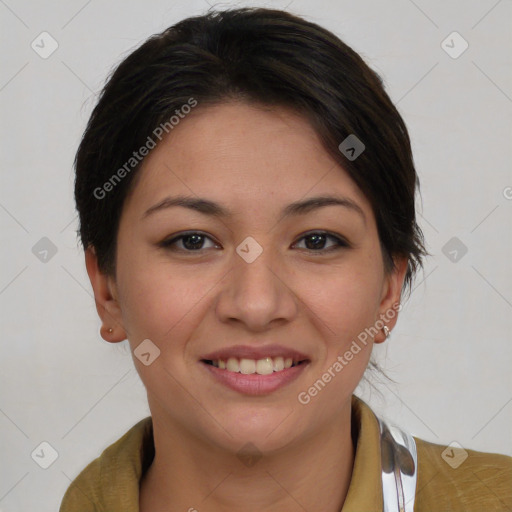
[86,101,407,512]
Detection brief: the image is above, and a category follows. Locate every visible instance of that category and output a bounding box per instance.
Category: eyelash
[158,231,349,255]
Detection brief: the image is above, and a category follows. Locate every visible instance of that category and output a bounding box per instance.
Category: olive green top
[59,395,512,511]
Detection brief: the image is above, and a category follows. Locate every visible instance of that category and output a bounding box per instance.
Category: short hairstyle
[74,7,427,296]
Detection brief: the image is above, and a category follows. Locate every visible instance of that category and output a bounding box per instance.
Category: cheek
[302,262,382,344]
[294,271,379,416]
[116,255,208,347]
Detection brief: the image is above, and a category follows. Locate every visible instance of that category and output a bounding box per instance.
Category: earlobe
[374,257,408,344]
[84,246,127,343]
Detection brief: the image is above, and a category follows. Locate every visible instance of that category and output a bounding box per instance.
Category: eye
[159,230,349,254]
[159,231,219,252]
[293,231,349,253]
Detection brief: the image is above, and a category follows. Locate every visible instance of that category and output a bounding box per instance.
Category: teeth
[256,357,274,375]
[240,358,256,374]
[273,356,284,371]
[226,357,239,372]
[209,356,302,374]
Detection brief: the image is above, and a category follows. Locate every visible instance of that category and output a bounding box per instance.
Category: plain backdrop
[1,0,511,510]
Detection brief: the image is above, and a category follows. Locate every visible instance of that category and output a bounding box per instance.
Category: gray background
[1,0,511,510]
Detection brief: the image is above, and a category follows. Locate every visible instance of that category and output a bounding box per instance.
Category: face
[87,101,406,454]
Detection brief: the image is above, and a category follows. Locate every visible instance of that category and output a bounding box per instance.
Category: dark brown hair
[74,7,427,296]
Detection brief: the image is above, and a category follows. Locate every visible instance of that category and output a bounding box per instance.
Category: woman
[60,7,511,512]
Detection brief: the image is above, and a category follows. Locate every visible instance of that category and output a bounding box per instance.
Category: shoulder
[59,416,153,512]
[413,436,512,512]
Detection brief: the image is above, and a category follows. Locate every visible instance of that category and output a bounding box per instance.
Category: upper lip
[201,345,310,362]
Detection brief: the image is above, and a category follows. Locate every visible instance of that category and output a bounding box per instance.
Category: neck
[139,400,356,512]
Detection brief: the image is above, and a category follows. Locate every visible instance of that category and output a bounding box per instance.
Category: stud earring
[383,326,390,338]
[107,328,113,333]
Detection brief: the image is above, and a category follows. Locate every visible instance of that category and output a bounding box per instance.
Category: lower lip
[201,361,309,395]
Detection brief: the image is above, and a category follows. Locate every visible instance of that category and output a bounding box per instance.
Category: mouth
[199,346,311,395]
[201,356,309,375]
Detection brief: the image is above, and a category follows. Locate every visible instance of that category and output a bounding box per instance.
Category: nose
[215,239,298,331]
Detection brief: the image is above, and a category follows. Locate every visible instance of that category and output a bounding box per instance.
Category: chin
[210,405,303,454]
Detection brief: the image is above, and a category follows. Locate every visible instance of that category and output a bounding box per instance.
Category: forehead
[124,101,372,220]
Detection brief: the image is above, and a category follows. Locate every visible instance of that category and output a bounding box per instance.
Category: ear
[85,246,127,343]
[374,256,408,344]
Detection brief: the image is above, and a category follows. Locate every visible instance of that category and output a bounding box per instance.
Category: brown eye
[160,232,219,252]
[294,231,349,252]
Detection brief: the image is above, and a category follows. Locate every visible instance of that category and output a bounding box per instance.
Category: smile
[202,356,305,375]
[201,358,310,395]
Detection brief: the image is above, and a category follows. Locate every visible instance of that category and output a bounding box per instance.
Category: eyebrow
[142,194,366,224]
